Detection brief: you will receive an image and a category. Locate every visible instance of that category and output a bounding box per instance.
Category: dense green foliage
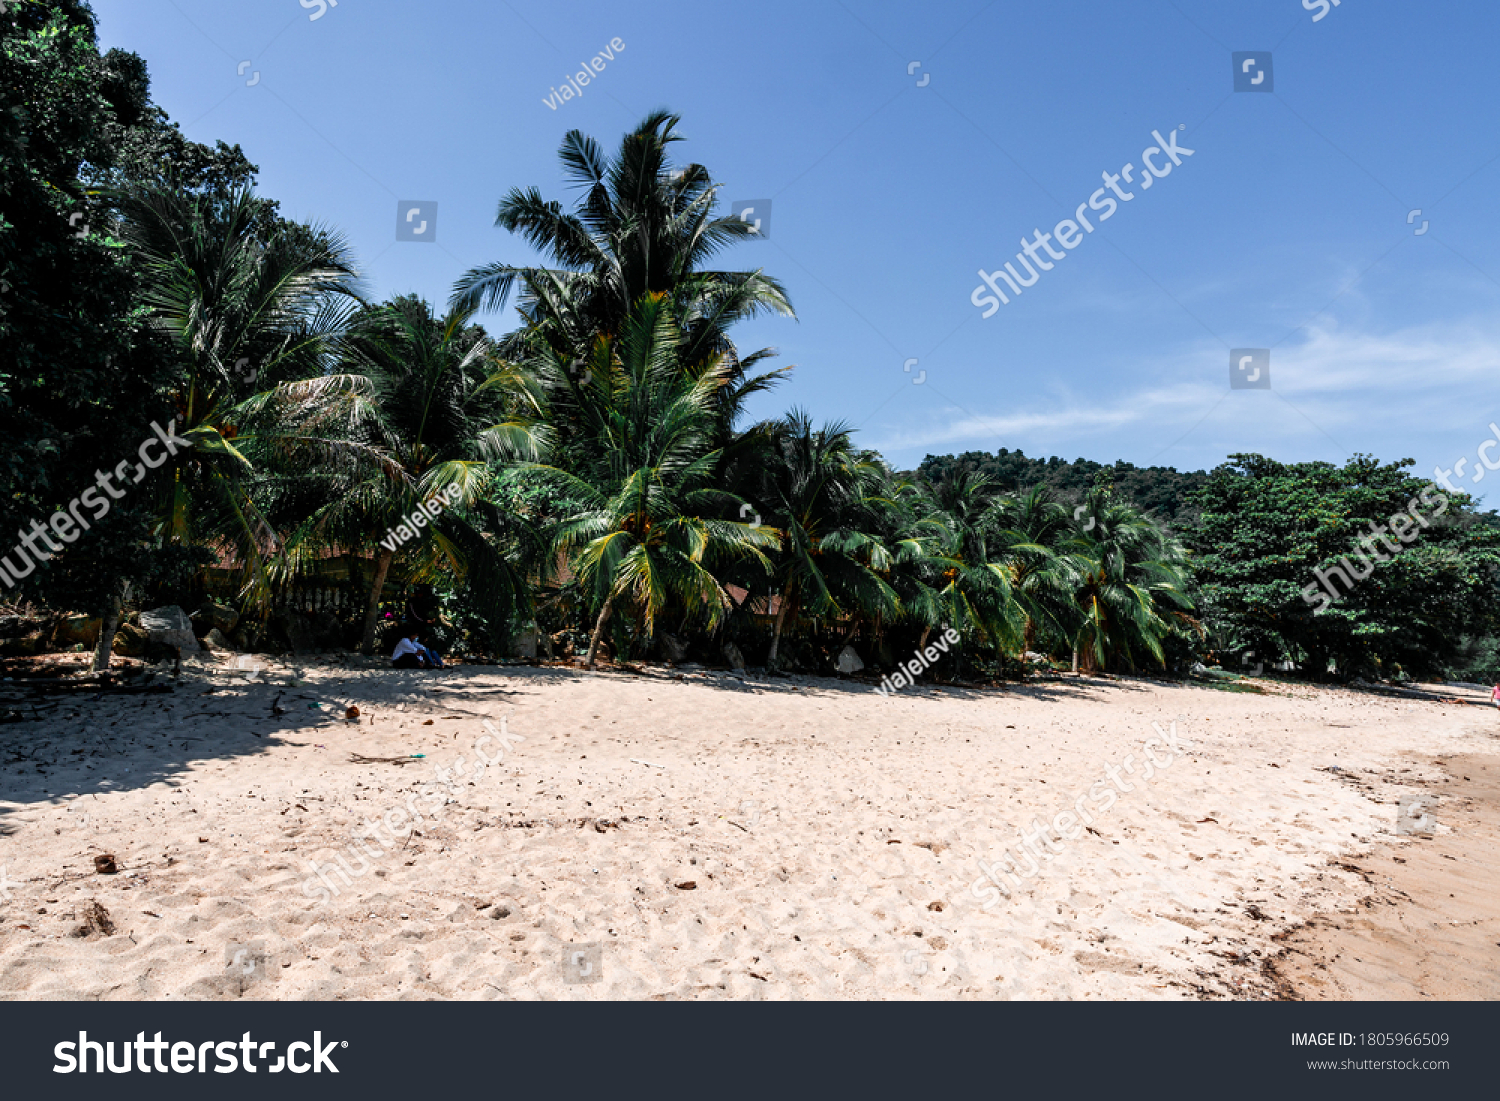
[1186,454,1500,681]
[5,6,1496,685]
[919,449,1208,524]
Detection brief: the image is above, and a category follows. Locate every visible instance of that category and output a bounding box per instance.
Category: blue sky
[94,0,1500,498]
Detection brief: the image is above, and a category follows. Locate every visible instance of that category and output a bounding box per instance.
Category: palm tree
[267,295,547,653]
[905,470,1027,664]
[987,485,1089,656]
[451,111,795,438]
[516,293,777,668]
[1068,488,1194,672]
[741,412,896,669]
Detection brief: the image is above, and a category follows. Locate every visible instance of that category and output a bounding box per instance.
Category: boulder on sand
[204,628,236,652]
[140,606,200,652]
[511,627,540,660]
[112,622,148,657]
[192,601,239,636]
[835,645,865,674]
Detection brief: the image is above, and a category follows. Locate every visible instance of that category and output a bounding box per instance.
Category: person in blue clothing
[403,585,445,667]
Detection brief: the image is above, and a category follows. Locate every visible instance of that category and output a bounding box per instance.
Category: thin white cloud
[874,319,1500,459]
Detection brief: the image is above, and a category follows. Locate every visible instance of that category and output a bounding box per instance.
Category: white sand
[0,657,1492,1000]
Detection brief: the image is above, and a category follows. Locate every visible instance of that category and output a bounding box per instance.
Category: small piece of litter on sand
[629,759,668,769]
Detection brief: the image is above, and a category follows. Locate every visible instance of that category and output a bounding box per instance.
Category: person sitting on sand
[398,622,445,668]
[392,629,437,669]
[1492,684,1499,709]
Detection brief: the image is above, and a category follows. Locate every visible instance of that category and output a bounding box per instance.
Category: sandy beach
[0,656,1494,1000]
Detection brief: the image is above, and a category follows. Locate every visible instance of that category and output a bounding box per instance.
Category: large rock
[835,645,865,674]
[140,606,200,652]
[722,641,747,672]
[192,601,239,635]
[203,628,236,652]
[112,622,148,657]
[511,628,540,660]
[659,633,689,663]
[55,614,102,647]
[0,636,44,657]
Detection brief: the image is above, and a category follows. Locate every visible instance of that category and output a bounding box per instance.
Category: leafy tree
[0,0,182,658]
[1187,454,1500,679]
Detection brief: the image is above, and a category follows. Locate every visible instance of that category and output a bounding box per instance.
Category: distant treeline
[918,450,1208,525]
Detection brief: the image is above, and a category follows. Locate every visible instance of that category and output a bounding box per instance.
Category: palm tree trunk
[1071,645,1079,674]
[584,596,615,669]
[90,581,128,674]
[360,548,395,654]
[919,626,931,650]
[767,591,790,669]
